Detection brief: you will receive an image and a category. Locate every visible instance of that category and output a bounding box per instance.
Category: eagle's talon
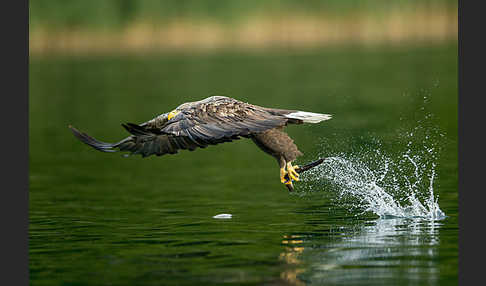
[289,172,299,181]
[286,162,300,181]
[280,167,288,184]
[280,167,295,188]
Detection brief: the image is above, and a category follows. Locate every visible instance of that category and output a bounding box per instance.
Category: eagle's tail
[284,111,332,123]
[68,125,127,153]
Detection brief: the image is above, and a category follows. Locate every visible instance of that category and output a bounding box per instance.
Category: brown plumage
[69,96,332,189]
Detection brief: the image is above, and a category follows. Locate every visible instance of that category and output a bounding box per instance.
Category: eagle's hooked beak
[167,110,180,121]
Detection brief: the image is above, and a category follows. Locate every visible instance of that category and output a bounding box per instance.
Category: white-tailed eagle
[69,96,332,189]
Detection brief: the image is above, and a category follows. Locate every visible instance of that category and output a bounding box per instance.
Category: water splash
[302,125,445,220]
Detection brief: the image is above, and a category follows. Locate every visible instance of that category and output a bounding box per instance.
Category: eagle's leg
[279,156,293,186]
[280,168,288,184]
[286,161,300,182]
[250,128,302,188]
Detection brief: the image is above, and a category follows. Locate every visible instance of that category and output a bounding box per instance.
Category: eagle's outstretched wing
[159,97,290,145]
[69,124,202,157]
[69,97,295,158]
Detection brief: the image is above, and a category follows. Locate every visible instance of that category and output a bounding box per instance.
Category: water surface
[29,44,457,285]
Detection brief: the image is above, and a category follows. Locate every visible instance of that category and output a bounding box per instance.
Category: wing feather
[69,125,208,158]
[70,97,303,159]
[160,97,288,144]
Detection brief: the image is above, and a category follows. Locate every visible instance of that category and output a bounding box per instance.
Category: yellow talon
[286,162,300,182]
[280,167,294,188]
[280,167,288,184]
[289,173,299,181]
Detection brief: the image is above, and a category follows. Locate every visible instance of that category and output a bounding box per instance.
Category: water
[304,155,445,219]
[301,124,446,220]
[29,44,457,285]
[295,218,445,285]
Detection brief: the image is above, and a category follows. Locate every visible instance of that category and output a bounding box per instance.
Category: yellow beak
[168,110,179,120]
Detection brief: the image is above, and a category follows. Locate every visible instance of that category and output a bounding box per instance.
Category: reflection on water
[280,235,306,286]
[280,218,443,286]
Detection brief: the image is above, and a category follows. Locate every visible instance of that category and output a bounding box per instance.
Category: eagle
[69,96,332,189]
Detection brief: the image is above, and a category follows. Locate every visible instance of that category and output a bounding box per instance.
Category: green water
[29,44,457,285]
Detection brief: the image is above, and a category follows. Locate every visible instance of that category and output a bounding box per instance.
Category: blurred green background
[30,0,457,56]
[30,0,457,29]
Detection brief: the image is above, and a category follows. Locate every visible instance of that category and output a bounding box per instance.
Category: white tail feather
[285,111,332,123]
